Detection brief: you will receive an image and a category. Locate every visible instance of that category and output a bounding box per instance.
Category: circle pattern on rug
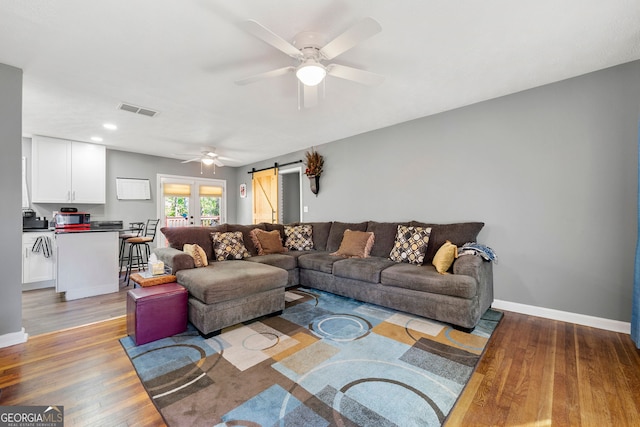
[242,332,280,351]
[309,314,372,341]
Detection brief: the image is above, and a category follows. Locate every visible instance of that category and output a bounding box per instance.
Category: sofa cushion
[263,222,285,241]
[305,222,333,251]
[250,229,287,255]
[333,257,397,283]
[211,231,251,261]
[380,262,477,299]
[389,225,432,265]
[366,221,407,258]
[176,260,287,304]
[298,252,341,274]
[326,222,368,252]
[284,224,314,250]
[183,243,208,267]
[432,240,458,274]
[161,225,225,261]
[245,253,297,270]
[227,224,265,256]
[410,221,484,264]
[331,229,375,258]
[281,250,317,261]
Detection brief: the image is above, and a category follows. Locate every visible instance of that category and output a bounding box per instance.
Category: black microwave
[53,212,91,229]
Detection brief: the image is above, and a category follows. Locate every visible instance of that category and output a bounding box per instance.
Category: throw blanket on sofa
[459,242,497,263]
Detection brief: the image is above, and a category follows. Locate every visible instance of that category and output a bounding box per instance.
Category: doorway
[251,165,303,224]
[157,174,227,246]
[279,166,303,223]
[252,168,279,224]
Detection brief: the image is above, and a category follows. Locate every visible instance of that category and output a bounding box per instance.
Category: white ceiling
[1,0,639,166]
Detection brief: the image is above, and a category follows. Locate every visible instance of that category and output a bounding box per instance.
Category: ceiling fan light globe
[201,157,215,166]
[296,63,326,86]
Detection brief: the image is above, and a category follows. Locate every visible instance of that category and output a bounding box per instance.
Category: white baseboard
[0,327,28,349]
[492,299,631,334]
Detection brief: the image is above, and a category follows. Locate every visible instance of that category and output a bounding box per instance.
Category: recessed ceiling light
[103,123,118,130]
[91,136,103,142]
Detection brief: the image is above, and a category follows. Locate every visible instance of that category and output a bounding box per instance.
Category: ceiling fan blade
[319,17,382,60]
[239,20,302,59]
[303,84,318,108]
[181,157,201,163]
[213,158,224,167]
[235,66,295,85]
[327,64,384,86]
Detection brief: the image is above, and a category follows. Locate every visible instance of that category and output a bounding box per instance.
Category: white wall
[237,60,640,323]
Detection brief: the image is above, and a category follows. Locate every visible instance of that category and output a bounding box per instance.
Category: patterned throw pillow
[284,224,314,251]
[210,231,250,261]
[389,225,432,265]
[183,243,208,267]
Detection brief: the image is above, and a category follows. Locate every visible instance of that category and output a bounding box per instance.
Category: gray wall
[237,60,640,323]
[0,63,23,337]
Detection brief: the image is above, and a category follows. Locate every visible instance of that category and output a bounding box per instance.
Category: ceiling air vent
[118,102,159,117]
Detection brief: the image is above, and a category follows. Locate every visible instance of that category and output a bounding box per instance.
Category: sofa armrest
[453,254,494,309]
[153,247,195,274]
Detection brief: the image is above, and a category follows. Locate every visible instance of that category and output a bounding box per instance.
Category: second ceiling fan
[235,17,384,108]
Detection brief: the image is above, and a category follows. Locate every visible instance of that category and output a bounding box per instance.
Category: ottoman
[127,282,188,345]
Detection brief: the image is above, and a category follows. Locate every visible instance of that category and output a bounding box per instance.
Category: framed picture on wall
[240,183,247,198]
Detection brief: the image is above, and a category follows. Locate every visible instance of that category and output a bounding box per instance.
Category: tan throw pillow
[250,229,287,255]
[433,240,458,274]
[389,225,432,265]
[331,229,375,258]
[183,243,208,267]
[210,231,251,261]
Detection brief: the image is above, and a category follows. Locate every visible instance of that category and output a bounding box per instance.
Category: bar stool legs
[124,242,150,286]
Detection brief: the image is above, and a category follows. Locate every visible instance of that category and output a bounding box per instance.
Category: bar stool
[124,219,160,286]
[119,222,145,277]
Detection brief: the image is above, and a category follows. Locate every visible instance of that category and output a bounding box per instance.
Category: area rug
[120,287,502,426]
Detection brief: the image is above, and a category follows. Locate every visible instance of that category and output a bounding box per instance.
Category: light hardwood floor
[21,283,129,336]
[3,303,640,426]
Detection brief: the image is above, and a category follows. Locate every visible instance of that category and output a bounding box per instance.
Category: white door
[157,174,226,247]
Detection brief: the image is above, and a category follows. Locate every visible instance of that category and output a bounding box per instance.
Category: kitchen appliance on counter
[52,211,91,230]
[22,208,49,230]
[90,220,124,230]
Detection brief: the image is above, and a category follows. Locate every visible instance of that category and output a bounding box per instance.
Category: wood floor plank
[0,317,166,427]
[21,282,129,336]
[445,312,640,427]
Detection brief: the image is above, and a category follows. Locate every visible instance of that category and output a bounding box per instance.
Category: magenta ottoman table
[126,282,188,345]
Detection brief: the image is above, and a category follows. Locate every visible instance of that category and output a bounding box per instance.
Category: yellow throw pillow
[183,243,208,267]
[330,229,375,258]
[433,240,457,274]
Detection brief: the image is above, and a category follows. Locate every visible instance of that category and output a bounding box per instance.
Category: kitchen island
[55,228,120,300]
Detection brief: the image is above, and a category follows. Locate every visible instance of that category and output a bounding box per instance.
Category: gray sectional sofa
[154,220,494,336]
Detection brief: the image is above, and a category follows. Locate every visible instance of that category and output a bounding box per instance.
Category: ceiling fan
[181,148,224,167]
[235,17,384,108]
[179,147,226,174]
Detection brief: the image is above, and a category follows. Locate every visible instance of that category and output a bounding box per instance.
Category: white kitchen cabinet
[56,231,119,300]
[32,135,106,204]
[22,231,56,284]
